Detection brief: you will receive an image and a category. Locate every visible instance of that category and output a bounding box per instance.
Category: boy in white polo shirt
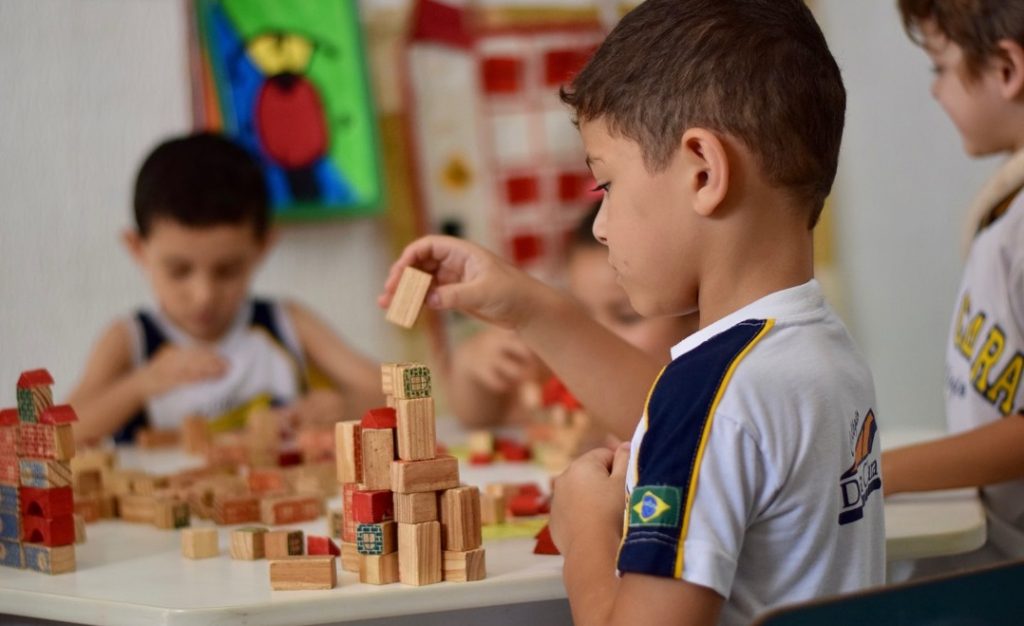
[380,0,884,623]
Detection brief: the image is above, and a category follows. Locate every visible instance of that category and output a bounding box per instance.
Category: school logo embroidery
[628,486,681,527]
[838,409,882,525]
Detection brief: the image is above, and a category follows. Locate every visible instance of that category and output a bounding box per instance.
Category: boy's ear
[121,228,146,264]
[679,128,729,218]
[996,38,1024,100]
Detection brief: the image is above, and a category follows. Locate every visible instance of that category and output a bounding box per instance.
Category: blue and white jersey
[621,280,884,625]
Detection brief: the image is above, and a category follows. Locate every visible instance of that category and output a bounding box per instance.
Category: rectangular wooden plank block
[397,521,441,586]
[260,494,322,525]
[390,456,459,494]
[396,398,436,461]
[19,458,71,488]
[360,428,394,491]
[340,541,360,572]
[269,556,336,590]
[440,486,482,551]
[230,527,268,560]
[334,420,362,484]
[443,548,486,582]
[360,551,399,585]
[356,520,396,555]
[265,530,304,558]
[393,491,437,524]
[385,266,432,328]
[181,527,219,559]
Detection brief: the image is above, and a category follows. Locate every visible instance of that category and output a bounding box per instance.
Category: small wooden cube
[396,398,436,461]
[360,551,399,585]
[154,499,190,529]
[356,520,396,555]
[398,521,441,586]
[360,429,394,491]
[327,508,343,540]
[0,539,23,568]
[23,543,75,574]
[213,495,260,525]
[390,456,459,494]
[394,491,438,524]
[384,363,432,399]
[352,489,394,524]
[265,529,304,558]
[340,541,360,573]
[230,527,268,560]
[260,494,322,525]
[334,420,363,484]
[269,556,337,590]
[385,266,432,328]
[181,527,219,559]
[467,430,495,455]
[341,483,358,543]
[443,548,486,582]
[19,458,72,488]
[306,535,340,556]
[480,492,506,526]
[440,486,482,552]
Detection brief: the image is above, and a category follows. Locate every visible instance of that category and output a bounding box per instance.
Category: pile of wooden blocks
[332,362,485,587]
[0,369,80,574]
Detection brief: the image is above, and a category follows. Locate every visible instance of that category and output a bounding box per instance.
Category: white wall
[818,0,999,432]
[0,0,1006,431]
[0,0,397,400]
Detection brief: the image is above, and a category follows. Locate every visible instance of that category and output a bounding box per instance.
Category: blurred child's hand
[456,328,539,394]
[550,441,630,555]
[378,235,547,330]
[139,345,227,397]
[283,388,346,429]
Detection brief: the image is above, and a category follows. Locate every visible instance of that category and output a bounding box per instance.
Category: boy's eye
[214,263,245,280]
[931,64,944,76]
[166,263,192,280]
[590,182,611,194]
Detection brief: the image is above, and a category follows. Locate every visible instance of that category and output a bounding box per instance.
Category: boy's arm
[380,236,660,441]
[286,301,385,420]
[883,414,1024,495]
[552,445,724,626]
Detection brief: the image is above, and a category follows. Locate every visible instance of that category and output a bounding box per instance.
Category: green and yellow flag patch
[628,486,682,527]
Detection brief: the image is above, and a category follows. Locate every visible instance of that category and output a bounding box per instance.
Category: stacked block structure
[1,369,79,574]
[335,362,485,586]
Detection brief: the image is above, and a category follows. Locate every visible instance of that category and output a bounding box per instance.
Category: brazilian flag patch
[628,485,682,527]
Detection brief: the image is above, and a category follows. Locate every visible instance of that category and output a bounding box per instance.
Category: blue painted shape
[0,511,21,541]
[0,539,23,568]
[0,484,17,512]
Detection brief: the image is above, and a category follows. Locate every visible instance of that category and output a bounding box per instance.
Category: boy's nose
[592,202,609,245]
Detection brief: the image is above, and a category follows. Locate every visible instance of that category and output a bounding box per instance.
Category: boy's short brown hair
[561,0,845,227]
[898,0,1024,79]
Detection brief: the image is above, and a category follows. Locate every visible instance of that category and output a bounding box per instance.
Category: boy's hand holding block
[385,266,432,328]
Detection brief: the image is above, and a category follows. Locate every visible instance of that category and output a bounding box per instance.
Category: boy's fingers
[610,441,631,482]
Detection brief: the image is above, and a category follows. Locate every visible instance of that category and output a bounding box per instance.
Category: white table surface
[0,428,987,625]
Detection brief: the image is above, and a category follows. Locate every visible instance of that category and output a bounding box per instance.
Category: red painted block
[509,493,544,517]
[352,490,394,524]
[306,535,340,556]
[496,438,531,462]
[342,482,357,543]
[469,452,495,466]
[213,495,260,525]
[261,495,321,525]
[0,426,17,455]
[19,487,73,518]
[0,409,18,426]
[277,448,303,467]
[0,457,17,486]
[361,407,396,430]
[248,467,287,495]
[17,370,54,388]
[533,524,560,555]
[22,514,75,547]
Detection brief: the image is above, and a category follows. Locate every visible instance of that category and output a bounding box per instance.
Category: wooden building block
[98,493,117,519]
[23,543,74,575]
[360,428,394,491]
[440,486,482,551]
[260,494,322,525]
[360,551,399,585]
[248,467,288,495]
[334,420,362,484]
[356,520,396,555]
[340,541,359,572]
[269,555,336,590]
[74,495,101,523]
[73,468,102,496]
[16,370,54,424]
[443,548,486,582]
[20,486,73,518]
[385,266,432,328]
[181,527,219,559]
[22,513,75,546]
[352,489,394,524]
[382,363,432,399]
[182,415,210,454]
[230,527,268,560]
[397,521,441,586]
[395,398,436,461]
[479,492,506,526]
[0,456,17,486]
[118,494,156,524]
[0,511,21,541]
[19,458,71,488]
[265,529,304,558]
[467,430,495,455]
[394,491,438,524]
[327,508,343,540]
[341,483,358,543]
[73,514,86,544]
[135,428,180,449]
[361,407,397,429]
[213,495,261,525]
[153,499,190,529]
[390,456,459,494]
[17,423,75,461]
[0,539,23,568]
[533,524,560,555]
[0,484,17,512]
[306,535,340,556]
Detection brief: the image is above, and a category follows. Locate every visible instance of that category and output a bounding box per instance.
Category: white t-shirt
[621,280,885,625]
[126,298,304,435]
[946,188,1024,555]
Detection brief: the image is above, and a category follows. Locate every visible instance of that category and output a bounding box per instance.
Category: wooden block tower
[335,362,485,586]
[5,370,78,574]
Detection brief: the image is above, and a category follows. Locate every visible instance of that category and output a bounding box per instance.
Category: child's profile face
[568,246,694,360]
[126,219,269,342]
[921,19,1015,156]
[580,117,700,318]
